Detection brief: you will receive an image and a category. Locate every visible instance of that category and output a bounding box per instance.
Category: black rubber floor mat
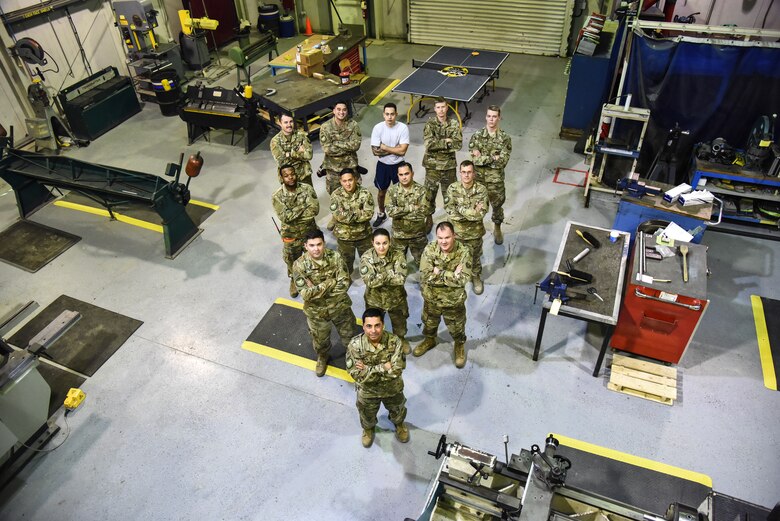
[8,295,142,377]
[555,436,711,516]
[359,76,397,103]
[36,362,87,418]
[243,298,361,380]
[752,295,780,391]
[0,220,80,272]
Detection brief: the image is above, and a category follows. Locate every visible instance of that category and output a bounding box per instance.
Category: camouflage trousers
[393,235,428,265]
[337,236,372,274]
[282,237,305,277]
[478,177,506,224]
[364,298,409,339]
[424,167,456,209]
[356,390,407,430]
[325,169,361,195]
[458,237,484,277]
[305,307,359,357]
[422,299,466,343]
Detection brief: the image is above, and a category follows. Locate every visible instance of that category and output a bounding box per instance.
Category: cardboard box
[296,48,323,66]
[297,62,324,77]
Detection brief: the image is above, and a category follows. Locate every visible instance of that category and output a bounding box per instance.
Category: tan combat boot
[315,355,328,377]
[401,338,411,355]
[413,337,437,357]
[454,341,467,368]
[395,422,409,443]
[289,278,298,298]
[362,427,375,448]
[472,276,484,295]
[494,223,503,245]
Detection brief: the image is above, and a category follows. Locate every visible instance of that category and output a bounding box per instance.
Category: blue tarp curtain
[624,31,780,184]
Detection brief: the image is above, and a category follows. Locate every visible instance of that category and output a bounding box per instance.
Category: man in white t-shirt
[370,103,409,227]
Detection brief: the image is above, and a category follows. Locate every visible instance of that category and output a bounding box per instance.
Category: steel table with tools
[533,221,630,377]
[253,72,363,137]
[392,46,508,125]
[268,26,368,76]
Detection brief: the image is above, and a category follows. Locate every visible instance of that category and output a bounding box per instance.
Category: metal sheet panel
[409,0,575,56]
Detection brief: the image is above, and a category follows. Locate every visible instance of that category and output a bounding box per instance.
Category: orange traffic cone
[304,16,313,36]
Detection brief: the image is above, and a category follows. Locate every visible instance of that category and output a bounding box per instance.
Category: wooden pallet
[608,354,678,405]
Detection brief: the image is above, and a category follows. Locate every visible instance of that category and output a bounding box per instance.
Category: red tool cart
[611,232,709,364]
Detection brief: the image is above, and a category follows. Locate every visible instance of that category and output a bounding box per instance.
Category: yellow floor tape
[751,295,778,391]
[370,79,400,106]
[554,433,712,487]
[53,199,218,234]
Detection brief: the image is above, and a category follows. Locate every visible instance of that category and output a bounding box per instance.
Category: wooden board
[608,354,678,405]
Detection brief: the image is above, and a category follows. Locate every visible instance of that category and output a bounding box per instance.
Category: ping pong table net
[412,59,497,78]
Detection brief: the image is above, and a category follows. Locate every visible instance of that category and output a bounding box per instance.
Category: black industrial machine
[0,305,82,488]
[414,434,774,521]
[57,66,141,141]
[0,138,204,258]
[179,84,267,154]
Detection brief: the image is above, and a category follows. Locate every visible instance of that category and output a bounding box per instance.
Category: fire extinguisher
[361,1,367,19]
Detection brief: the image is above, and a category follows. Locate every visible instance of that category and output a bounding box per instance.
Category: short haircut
[383,102,397,112]
[362,307,385,323]
[333,101,348,110]
[304,229,324,242]
[372,228,390,240]
[436,221,455,234]
[487,105,501,115]
[434,96,447,105]
[460,159,475,170]
[280,113,294,121]
[339,167,356,177]
[397,161,413,173]
[279,164,295,175]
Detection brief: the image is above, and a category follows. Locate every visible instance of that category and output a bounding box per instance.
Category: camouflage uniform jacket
[292,249,352,320]
[320,118,361,171]
[445,182,489,240]
[468,128,512,184]
[330,186,374,241]
[422,117,462,170]
[419,241,472,307]
[346,330,405,397]
[360,247,408,310]
[271,183,319,239]
[270,130,313,180]
[385,181,431,238]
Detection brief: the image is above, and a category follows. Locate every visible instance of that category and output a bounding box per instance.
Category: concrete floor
[0,40,778,520]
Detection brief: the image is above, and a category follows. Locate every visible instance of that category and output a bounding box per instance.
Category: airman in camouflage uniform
[292,229,358,377]
[385,162,430,265]
[413,221,472,368]
[423,97,462,211]
[330,168,375,273]
[346,307,408,448]
[468,105,512,244]
[445,160,489,295]
[320,101,362,194]
[272,165,320,298]
[270,114,313,185]
[360,229,410,354]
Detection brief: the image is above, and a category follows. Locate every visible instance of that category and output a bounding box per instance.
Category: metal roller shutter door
[409,0,575,57]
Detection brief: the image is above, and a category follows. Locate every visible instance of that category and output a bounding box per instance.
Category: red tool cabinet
[611,234,709,364]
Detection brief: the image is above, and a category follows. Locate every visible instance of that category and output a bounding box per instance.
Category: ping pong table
[393,46,509,125]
